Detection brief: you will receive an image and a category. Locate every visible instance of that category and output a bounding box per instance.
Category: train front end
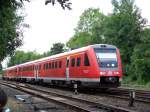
[94,44,122,88]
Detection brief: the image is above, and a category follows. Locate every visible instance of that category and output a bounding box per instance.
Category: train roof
[4,44,117,70]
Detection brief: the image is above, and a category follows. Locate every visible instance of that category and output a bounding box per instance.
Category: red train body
[3,44,123,88]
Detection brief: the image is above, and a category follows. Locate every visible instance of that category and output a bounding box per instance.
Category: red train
[3,44,123,88]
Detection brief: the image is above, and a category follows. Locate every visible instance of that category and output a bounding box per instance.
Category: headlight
[112,64,115,67]
[114,71,119,74]
[100,72,106,75]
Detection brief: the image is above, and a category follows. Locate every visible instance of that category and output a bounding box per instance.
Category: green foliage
[75,8,104,33]
[102,0,149,84]
[129,28,150,84]
[45,0,72,10]
[42,51,52,57]
[0,63,2,71]
[103,0,146,64]
[141,28,150,43]
[0,0,70,64]
[50,42,65,55]
[8,51,42,67]
[7,42,65,67]
[130,59,150,84]
[67,32,92,48]
[67,8,105,48]
[0,63,2,74]
[0,0,24,63]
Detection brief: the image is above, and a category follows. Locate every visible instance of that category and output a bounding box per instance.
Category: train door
[34,65,39,80]
[66,57,70,81]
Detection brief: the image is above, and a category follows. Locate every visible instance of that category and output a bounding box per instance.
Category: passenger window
[39,65,41,70]
[84,53,90,66]
[49,63,51,69]
[59,61,62,68]
[55,62,57,68]
[46,63,49,69]
[44,64,46,70]
[71,58,75,67]
[52,62,54,69]
[77,57,81,67]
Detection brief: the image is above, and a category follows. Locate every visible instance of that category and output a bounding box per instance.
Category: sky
[18,0,150,54]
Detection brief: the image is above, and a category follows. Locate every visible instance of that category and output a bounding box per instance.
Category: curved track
[0,81,134,112]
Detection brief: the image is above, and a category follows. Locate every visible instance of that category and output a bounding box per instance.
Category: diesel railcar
[3,44,123,88]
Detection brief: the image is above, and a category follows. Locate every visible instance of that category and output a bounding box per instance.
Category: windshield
[94,48,118,70]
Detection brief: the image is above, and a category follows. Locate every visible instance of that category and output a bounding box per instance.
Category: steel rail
[104,88,150,103]
[0,81,134,112]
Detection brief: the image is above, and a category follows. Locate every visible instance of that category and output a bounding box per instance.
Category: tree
[45,0,72,10]
[129,28,150,84]
[0,63,2,72]
[102,0,146,64]
[67,32,92,48]
[8,50,42,67]
[75,8,104,33]
[50,43,64,55]
[0,0,24,63]
[0,0,71,65]
[7,42,65,67]
[67,8,105,48]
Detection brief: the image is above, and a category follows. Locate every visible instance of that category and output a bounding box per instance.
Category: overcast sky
[18,0,150,54]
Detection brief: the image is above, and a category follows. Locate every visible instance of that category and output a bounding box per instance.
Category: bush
[129,43,150,84]
[130,59,150,84]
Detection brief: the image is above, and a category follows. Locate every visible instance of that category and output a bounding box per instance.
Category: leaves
[8,51,42,67]
[67,32,92,48]
[103,0,146,64]
[0,0,24,63]
[67,8,105,48]
[129,28,150,84]
[50,42,65,55]
[0,0,71,64]
[45,0,72,10]
[8,42,65,66]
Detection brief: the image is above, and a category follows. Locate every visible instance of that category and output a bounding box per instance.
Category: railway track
[102,87,150,103]
[0,81,134,112]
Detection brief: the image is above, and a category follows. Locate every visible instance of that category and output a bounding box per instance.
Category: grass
[121,77,150,90]
[121,83,150,91]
